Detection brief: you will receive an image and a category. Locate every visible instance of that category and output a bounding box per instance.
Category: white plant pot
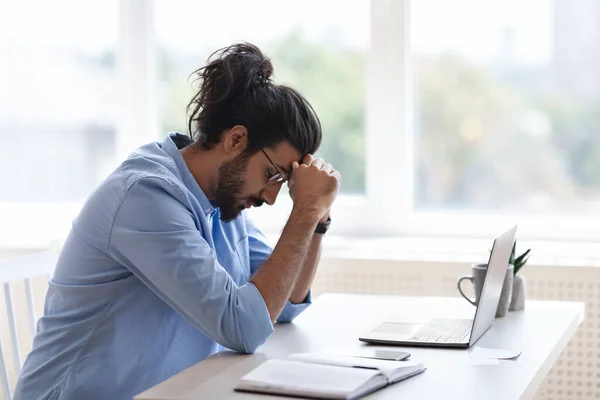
[509,275,526,311]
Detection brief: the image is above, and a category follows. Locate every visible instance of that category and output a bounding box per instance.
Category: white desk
[136,293,584,400]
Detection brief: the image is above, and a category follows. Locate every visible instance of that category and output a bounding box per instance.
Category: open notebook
[235,353,426,400]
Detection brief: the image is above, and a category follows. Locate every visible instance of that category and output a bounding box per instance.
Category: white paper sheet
[469,346,522,360]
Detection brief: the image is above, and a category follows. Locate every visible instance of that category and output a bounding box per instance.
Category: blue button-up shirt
[14,133,311,400]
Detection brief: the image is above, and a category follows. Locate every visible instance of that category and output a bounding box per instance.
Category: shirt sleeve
[245,213,312,323]
[108,177,274,353]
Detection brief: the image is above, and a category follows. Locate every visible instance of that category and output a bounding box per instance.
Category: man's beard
[215,153,264,222]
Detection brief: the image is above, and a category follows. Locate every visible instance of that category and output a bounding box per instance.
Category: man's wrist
[290,207,321,227]
[318,213,330,224]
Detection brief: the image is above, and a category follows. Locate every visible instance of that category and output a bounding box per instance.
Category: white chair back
[0,251,57,400]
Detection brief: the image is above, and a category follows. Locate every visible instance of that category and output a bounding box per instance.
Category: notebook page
[289,353,423,382]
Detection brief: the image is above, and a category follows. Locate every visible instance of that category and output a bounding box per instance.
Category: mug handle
[457,276,477,306]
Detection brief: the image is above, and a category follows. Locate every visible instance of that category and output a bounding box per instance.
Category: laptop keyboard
[408,318,472,343]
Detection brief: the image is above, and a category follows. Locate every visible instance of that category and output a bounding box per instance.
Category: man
[14,43,340,399]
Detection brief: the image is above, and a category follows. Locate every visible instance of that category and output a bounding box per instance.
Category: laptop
[359,226,517,348]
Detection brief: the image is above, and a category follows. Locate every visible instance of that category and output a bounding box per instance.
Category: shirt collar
[161,132,215,215]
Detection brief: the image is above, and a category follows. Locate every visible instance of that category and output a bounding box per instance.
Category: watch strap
[314,216,331,234]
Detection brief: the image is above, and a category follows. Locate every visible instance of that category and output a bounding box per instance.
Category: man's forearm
[250,208,319,322]
[289,233,322,304]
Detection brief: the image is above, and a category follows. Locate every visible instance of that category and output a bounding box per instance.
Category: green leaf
[514,249,531,266]
[514,263,522,275]
[509,241,516,264]
[513,251,531,275]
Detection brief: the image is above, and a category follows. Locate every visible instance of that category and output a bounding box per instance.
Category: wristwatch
[315,216,331,234]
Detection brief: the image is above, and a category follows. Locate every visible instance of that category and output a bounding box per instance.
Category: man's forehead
[266,142,303,172]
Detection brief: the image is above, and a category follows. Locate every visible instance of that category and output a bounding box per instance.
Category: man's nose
[261,183,283,206]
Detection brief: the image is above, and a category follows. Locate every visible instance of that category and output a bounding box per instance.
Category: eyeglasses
[260,149,288,186]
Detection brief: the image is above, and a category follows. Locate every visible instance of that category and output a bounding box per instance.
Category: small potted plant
[509,241,531,311]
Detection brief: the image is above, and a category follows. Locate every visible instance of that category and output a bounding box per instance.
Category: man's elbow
[276,314,295,324]
[223,317,273,354]
[221,281,275,354]
[230,330,271,354]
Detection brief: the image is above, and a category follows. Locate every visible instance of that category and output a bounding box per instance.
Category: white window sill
[267,234,600,268]
[2,202,600,268]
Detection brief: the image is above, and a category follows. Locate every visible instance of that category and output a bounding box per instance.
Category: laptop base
[358,336,470,349]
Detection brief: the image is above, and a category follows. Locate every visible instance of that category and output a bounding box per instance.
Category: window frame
[3,0,600,250]
[252,0,600,242]
[248,0,412,238]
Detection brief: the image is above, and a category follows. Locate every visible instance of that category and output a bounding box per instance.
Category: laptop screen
[468,226,517,346]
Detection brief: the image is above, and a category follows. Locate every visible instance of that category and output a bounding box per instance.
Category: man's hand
[288,154,341,222]
[251,155,340,322]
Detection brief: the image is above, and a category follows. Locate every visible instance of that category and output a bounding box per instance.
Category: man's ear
[223,125,249,155]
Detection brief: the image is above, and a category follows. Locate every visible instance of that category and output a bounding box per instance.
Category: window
[3,0,599,248]
[0,0,118,246]
[413,0,600,215]
[406,0,600,240]
[155,0,369,195]
[0,1,118,202]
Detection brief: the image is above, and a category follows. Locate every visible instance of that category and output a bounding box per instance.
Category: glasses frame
[260,149,288,186]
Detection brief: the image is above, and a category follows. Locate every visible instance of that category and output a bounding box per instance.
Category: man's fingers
[331,170,342,182]
[322,163,334,173]
[301,154,313,166]
[288,161,300,189]
[311,158,325,169]
[293,157,340,184]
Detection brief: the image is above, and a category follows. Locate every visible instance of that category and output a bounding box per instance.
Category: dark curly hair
[186,42,322,156]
